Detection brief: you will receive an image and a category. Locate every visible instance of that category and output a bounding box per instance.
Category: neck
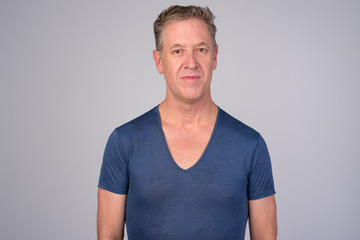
[159,96,218,128]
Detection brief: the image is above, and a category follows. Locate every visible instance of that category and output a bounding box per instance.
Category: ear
[153,49,164,74]
[212,45,218,70]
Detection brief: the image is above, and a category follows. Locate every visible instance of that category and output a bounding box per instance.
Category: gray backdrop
[1,0,359,239]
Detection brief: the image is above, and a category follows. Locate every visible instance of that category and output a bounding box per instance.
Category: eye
[197,48,208,53]
[172,49,182,54]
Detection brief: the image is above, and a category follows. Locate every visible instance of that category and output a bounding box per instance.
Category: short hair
[153,5,217,52]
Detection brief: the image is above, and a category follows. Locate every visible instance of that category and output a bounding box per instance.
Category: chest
[128,141,250,209]
[127,126,251,207]
[126,144,250,239]
[162,125,213,170]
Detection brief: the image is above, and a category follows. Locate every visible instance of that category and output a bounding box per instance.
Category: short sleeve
[248,135,276,200]
[98,129,129,194]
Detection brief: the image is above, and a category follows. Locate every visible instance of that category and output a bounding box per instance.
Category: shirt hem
[249,189,276,200]
[98,183,128,195]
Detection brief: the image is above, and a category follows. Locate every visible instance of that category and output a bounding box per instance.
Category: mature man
[98,5,277,240]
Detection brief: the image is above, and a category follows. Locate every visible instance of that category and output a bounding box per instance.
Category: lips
[181,75,201,81]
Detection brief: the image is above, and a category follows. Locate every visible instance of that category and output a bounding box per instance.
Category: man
[98,5,277,240]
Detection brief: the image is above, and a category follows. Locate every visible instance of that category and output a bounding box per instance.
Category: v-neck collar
[154,105,221,172]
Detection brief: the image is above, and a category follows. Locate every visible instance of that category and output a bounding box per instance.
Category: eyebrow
[169,42,210,49]
[195,42,210,48]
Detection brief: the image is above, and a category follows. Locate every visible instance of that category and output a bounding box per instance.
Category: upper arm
[248,195,277,240]
[97,188,127,240]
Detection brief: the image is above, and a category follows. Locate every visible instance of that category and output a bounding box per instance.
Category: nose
[184,52,198,69]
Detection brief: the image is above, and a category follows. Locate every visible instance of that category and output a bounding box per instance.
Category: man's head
[152,6,218,104]
[153,5,217,53]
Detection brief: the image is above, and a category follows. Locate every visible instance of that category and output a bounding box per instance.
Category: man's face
[153,18,218,104]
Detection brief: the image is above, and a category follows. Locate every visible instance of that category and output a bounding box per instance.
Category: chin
[180,93,206,103]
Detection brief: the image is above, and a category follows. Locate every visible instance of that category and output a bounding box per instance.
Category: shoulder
[106,106,159,148]
[112,106,158,137]
[217,107,262,145]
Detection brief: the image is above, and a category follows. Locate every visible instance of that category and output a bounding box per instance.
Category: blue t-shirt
[98,106,275,240]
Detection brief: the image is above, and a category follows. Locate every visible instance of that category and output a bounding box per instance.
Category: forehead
[162,18,212,46]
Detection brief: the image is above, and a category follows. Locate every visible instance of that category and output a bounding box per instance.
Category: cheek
[164,61,181,75]
[198,56,215,69]
[162,65,177,82]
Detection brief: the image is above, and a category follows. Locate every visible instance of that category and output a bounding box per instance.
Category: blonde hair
[153,5,217,52]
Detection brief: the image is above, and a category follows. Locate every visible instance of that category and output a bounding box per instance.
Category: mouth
[181,75,201,82]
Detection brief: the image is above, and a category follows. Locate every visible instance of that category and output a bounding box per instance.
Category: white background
[1,0,359,239]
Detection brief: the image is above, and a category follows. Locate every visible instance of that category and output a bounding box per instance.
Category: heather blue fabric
[98,106,275,240]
